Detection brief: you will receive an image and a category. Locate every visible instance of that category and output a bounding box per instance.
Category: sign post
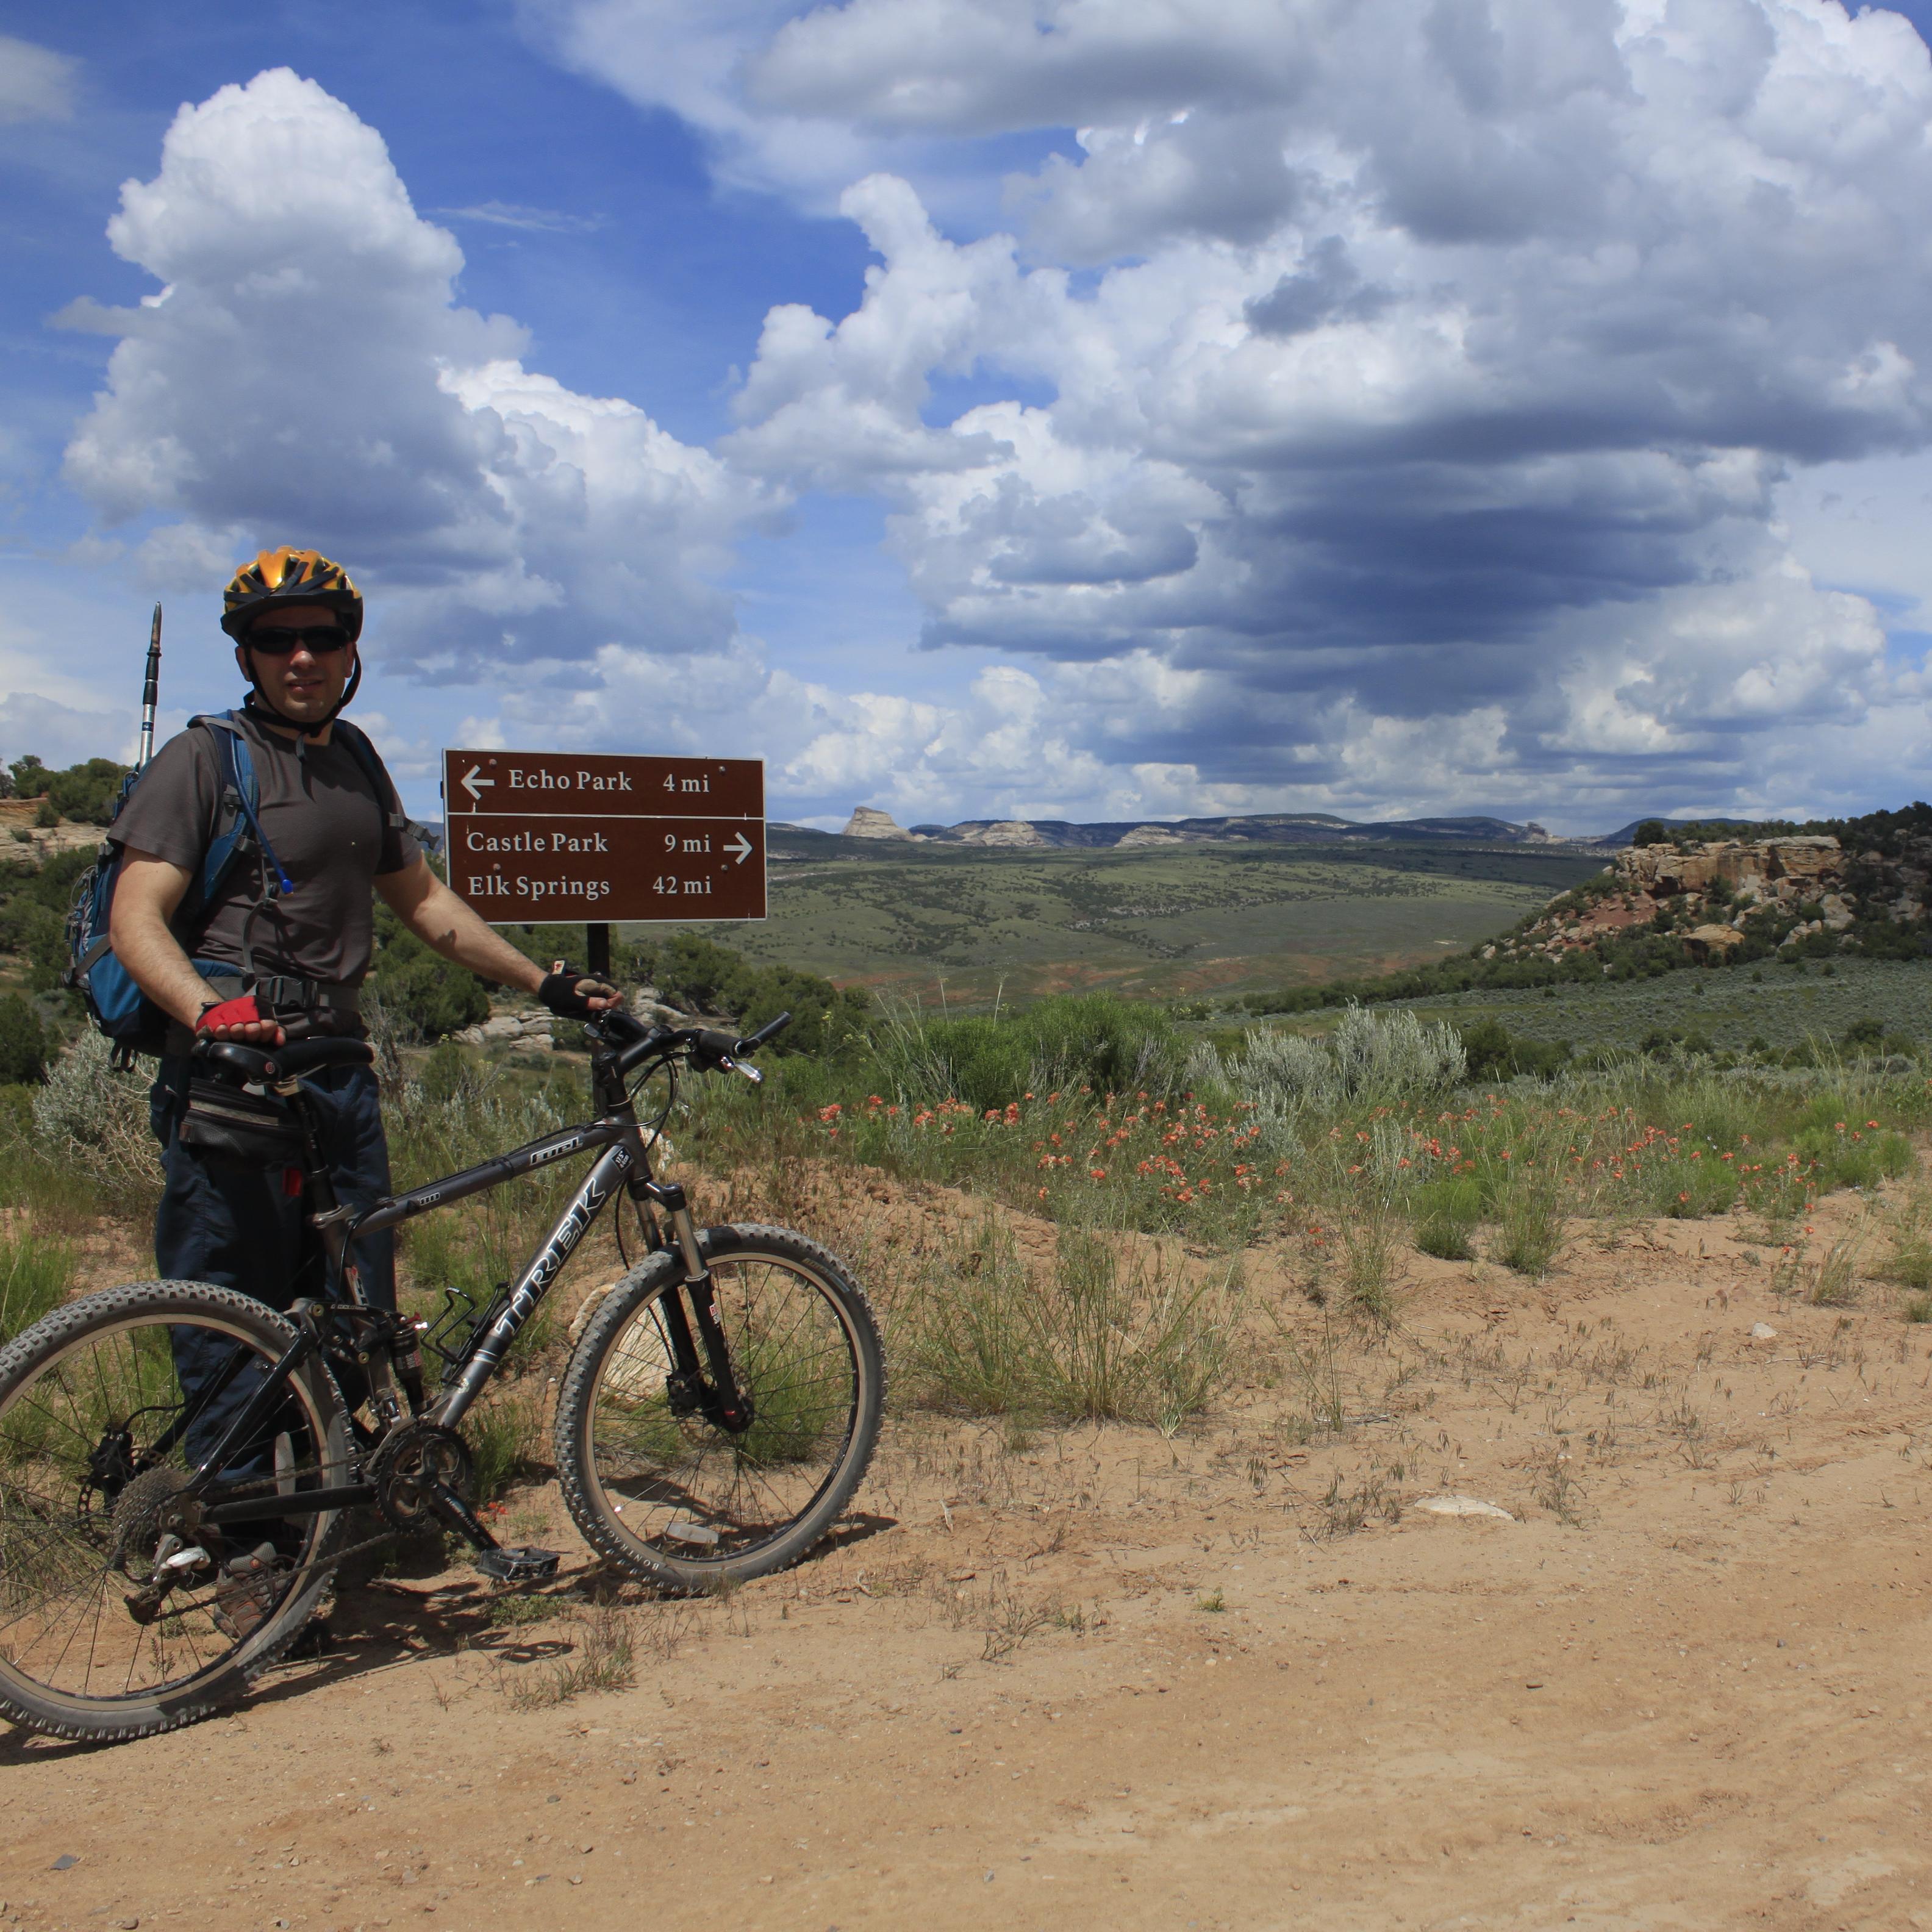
[440,750,766,978]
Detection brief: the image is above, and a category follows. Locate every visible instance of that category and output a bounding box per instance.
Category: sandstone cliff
[1481,832,1932,969]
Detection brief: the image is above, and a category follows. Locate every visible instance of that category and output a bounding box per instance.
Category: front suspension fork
[653,1184,753,1434]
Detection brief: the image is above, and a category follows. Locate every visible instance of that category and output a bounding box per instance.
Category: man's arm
[109,849,283,1044]
[376,858,617,1009]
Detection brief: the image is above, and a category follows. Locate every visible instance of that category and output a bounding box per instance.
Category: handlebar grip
[739,1011,792,1053]
[692,1029,742,1068]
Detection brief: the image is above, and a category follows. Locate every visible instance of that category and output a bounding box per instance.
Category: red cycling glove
[196,994,262,1034]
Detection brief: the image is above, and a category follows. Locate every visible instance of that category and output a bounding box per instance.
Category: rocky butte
[1487,834,1932,967]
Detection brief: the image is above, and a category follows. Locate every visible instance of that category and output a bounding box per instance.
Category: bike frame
[357,1114,643,1425]
[180,1034,751,1549]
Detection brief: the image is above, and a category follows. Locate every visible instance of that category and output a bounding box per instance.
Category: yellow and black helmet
[220,546,363,643]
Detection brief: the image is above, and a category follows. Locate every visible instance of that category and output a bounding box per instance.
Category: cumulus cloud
[59,69,767,679]
[50,10,1932,830]
[692,0,1932,817]
[0,34,77,124]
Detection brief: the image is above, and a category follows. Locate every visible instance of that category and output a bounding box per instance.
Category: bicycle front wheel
[0,1281,351,1742]
[555,1225,884,1589]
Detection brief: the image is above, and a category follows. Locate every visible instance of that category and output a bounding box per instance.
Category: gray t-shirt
[112,711,419,987]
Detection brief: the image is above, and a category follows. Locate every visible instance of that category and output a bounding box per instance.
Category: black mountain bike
[0,1007,884,1743]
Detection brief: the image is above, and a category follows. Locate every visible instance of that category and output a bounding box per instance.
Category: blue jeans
[151,1058,395,1473]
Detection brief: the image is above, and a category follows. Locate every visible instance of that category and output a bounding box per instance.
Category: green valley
[628,831,1603,1003]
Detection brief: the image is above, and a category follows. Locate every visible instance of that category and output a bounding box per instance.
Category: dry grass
[499,1603,638,1709]
[891,1212,1239,1431]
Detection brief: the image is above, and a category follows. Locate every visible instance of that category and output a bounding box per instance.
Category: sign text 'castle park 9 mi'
[439,749,767,924]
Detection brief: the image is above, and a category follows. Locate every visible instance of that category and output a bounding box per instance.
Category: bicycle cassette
[367,1422,474,1531]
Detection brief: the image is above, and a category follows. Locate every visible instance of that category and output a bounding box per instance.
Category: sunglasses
[246,624,350,657]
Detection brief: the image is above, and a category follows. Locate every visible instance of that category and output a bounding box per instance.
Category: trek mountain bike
[0,1006,884,1742]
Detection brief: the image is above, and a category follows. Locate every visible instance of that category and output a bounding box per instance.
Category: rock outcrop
[955,820,1048,848]
[1484,832,1932,967]
[843,806,909,840]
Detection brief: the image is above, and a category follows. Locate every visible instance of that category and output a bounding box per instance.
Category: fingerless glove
[538,970,617,1021]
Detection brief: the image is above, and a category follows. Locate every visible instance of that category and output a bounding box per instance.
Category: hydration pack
[65,712,402,1061]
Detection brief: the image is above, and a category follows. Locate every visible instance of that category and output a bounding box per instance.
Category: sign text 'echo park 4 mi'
[439,749,767,925]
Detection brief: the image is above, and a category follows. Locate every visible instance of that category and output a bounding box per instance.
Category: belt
[196,966,361,1016]
[163,968,367,1058]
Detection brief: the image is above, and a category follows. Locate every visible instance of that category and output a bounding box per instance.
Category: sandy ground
[7,1178,1932,1932]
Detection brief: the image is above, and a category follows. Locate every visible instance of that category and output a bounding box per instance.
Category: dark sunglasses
[246,624,350,657]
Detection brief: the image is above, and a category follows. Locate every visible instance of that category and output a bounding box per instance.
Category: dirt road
[7,1198,1932,1931]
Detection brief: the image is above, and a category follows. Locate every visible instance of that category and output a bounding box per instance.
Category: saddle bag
[176,1078,306,1168]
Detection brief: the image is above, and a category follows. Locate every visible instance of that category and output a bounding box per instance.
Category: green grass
[1389,957,1932,1061]
[0,1228,75,1344]
[892,1211,1239,1429]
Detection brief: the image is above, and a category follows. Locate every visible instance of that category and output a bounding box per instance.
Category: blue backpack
[65,711,401,1060]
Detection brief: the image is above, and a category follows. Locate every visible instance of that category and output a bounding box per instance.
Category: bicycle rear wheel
[0,1281,350,1742]
[555,1225,884,1589]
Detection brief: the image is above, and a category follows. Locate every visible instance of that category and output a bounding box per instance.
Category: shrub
[30,1030,159,1209]
[616,931,870,1059]
[0,995,48,1084]
[0,845,97,992]
[8,754,127,825]
[367,908,490,1043]
[1492,1173,1565,1276]
[873,993,1182,1109]
[1462,1018,1572,1080]
[1226,1004,1465,1116]
[1414,1176,1483,1261]
[894,1212,1237,1429]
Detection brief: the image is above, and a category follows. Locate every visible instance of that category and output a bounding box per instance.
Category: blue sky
[4,0,1932,834]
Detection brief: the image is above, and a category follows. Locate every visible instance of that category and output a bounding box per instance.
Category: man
[110,546,612,1625]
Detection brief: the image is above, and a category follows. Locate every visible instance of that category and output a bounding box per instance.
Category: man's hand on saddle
[195,993,285,1047]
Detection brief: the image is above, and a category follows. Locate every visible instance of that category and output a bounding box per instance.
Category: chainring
[367,1422,474,1531]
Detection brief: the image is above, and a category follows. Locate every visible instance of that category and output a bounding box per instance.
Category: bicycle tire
[555,1224,884,1589]
[0,1281,351,1742]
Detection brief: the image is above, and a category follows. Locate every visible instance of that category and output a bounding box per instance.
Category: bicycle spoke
[0,1304,340,1714]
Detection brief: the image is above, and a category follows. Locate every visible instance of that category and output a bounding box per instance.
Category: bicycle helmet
[221,546,363,643]
[221,546,364,733]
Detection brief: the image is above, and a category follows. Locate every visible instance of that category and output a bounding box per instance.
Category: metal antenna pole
[137,603,162,770]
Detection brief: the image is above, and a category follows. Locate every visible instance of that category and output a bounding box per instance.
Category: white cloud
[434,201,606,234]
[59,68,768,682]
[0,34,77,124]
[692,0,1932,815]
[43,12,1932,832]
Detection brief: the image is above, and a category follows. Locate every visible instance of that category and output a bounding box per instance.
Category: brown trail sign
[440,750,767,928]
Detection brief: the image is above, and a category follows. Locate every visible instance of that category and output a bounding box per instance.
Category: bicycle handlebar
[601,1007,792,1082]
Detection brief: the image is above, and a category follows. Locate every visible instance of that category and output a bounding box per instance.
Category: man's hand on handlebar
[195,993,284,1048]
[538,964,621,1021]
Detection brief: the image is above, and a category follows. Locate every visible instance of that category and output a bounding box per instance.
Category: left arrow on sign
[461,765,495,804]
[726,831,754,865]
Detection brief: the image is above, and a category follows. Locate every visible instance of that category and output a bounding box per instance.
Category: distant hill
[1595,816,1765,847]
[845,806,1584,850]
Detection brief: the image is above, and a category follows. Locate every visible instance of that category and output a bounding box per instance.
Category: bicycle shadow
[0,1512,907,1754]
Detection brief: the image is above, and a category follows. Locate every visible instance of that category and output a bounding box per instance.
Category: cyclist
[108,546,615,1625]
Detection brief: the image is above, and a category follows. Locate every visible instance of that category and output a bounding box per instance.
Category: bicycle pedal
[474,1545,561,1584]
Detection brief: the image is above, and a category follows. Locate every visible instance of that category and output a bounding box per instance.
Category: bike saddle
[194,1037,374,1083]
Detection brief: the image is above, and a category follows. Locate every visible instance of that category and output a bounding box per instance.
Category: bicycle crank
[367,1421,473,1531]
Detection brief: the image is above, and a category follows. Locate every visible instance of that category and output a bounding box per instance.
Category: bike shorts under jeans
[151,1056,396,1473]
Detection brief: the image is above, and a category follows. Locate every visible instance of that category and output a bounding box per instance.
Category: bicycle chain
[110,1456,399,1623]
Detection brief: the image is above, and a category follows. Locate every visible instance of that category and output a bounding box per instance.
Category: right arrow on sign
[726,832,754,865]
